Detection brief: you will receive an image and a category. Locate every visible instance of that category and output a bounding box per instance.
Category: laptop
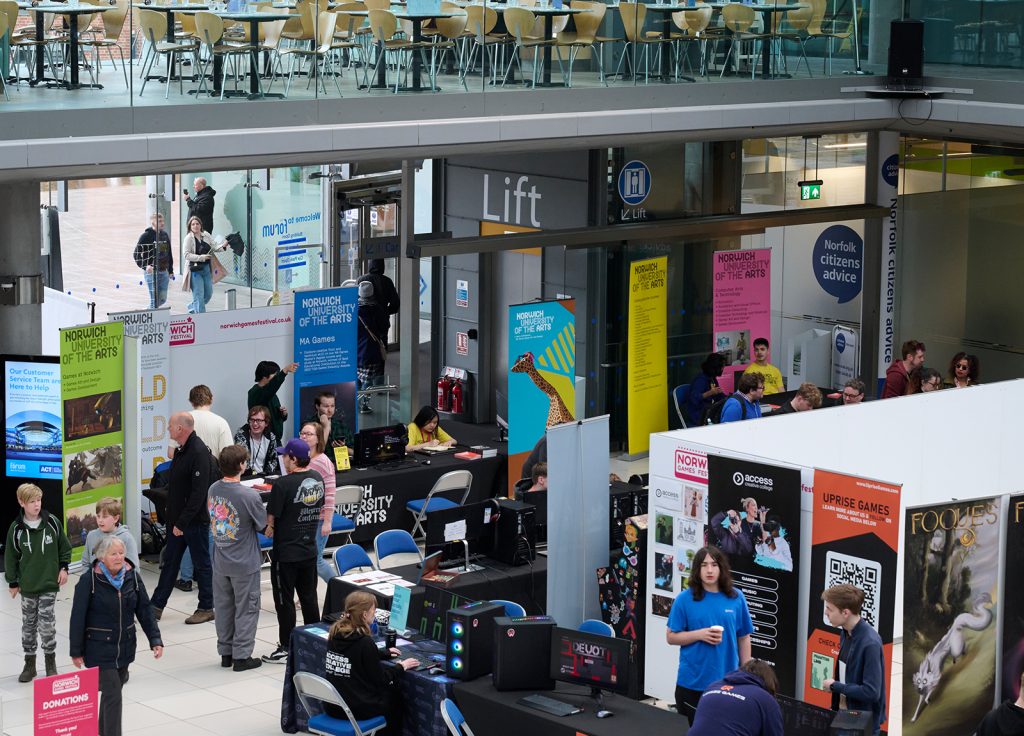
[417,551,443,583]
[354,425,408,467]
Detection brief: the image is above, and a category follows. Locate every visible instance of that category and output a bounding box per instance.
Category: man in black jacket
[185,177,217,234]
[133,213,173,308]
[150,412,216,624]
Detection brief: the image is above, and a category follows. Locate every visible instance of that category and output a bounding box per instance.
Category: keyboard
[438,553,485,570]
[375,459,421,472]
[518,694,583,717]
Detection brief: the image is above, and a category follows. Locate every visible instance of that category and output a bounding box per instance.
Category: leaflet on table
[340,570,401,584]
[367,582,396,596]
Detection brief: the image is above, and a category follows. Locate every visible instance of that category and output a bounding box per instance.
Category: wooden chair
[462,4,503,85]
[137,9,200,97]
[773,2,813,76]
[670,4,711,77]
[805,0,851,75]
[366,8,420,92]
[0,13,10,100]
[501,7,564,87]
[719,2,766,78]
[279,10,343,95]
[611,3,672,83]
[554,0,606,86]
[424,5,468,90]
[79,0,130,87]
[193,11,262,99]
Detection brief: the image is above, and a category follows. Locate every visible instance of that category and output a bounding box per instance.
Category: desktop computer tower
[489,499,537,566]
[445,601,505,680]
[492,615,556,691]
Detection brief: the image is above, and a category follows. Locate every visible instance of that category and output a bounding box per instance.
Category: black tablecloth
[333,452,506,544]
[453,679,687,736]
[324,557,548,639]
[281,622,456,736]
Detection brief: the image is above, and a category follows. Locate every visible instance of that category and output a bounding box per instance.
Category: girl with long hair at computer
[406,406,457,452]
[324,592,418,735]
[665,546,754,725]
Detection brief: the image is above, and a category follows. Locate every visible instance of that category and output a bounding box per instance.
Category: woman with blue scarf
[69,536,163,736]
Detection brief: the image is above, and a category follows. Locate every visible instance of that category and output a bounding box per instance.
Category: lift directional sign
[798,179,823,201]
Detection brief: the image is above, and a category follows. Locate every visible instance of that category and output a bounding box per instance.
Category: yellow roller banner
[627,256,668,455]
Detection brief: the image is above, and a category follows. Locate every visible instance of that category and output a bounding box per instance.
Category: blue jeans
[144,269,169,308]
[189,263,213,313]
[316,523,334,582]
[151,524,213,610]
[179,527,213,582]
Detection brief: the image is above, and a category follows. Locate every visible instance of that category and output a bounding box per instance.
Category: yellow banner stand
[626,256,668,455]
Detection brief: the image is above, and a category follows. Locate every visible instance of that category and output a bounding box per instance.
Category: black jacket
[976,701,1024,736]
[166,431,216,529]
[359,260,399,325]
[186,186,217,234]
[69,562,163,670]
[357,301,389,367]
[133,227,174,273]
[324,631,398,721]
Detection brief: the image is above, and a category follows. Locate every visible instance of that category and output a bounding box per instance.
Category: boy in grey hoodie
[83,497,141,570]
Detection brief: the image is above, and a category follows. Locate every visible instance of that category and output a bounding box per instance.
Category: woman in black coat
[69,536,163,736]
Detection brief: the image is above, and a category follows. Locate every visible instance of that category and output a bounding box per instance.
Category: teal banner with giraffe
[508,299,576,494]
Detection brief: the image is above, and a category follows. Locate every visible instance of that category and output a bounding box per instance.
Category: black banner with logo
[707,455,802,694]
[902,497,1000,736]
[1003,494,1024,703]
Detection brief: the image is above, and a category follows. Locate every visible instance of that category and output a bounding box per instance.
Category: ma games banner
[805,470,901,733]
[707,455,802,694]
[903,497,1001,736]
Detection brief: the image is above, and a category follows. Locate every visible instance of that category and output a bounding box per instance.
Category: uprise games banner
[707,455,802,694]
[902,497,1001,736]
[805,470,901,733]
[1002,493,1024,703]
[59,322,125,552]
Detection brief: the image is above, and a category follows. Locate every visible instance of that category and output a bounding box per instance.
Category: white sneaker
[261,646,288,664]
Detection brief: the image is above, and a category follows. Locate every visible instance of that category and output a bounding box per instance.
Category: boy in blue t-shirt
[666,546,754,725]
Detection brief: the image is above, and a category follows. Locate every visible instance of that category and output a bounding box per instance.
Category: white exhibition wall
[648,378,1024,644]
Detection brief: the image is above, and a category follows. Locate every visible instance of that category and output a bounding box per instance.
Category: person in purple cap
[261,438,325,665]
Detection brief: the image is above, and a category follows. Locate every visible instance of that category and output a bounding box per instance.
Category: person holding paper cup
[666,546,754,725]
[298,421,338,583]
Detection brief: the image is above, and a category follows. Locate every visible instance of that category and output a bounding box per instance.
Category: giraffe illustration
[511,352,575,427]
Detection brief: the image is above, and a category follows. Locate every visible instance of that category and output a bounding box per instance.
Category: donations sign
[804,470,901,732]
[507,299,575,492]
[626,257,668,455]
[713,249,770,392]
[902,497,1001,736]
[293,286,359,441]
[59,322,125,552]
[34,668,99,736]
[707,455,802,694]
[1002,494,1024,703]
[109,308,170,485]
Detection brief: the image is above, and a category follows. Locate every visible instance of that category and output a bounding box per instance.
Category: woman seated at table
[324,591,418,735]
[406,406,456,452]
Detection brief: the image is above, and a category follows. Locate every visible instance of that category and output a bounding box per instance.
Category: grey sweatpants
[21,592,57,655]
[212,571,261,660]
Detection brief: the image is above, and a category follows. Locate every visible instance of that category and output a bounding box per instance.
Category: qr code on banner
[824,551,881,631]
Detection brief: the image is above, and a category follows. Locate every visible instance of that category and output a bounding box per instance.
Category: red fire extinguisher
[437,375,451,412]
[450,378,464,414]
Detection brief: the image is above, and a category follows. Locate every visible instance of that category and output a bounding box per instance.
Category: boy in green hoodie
[5,483,72,682]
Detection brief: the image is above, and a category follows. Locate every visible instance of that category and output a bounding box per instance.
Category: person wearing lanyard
[233,406,281,478]
[405,406,456,452]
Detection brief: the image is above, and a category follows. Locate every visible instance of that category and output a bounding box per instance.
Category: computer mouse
[596,710,613,719]
[428,667,445,675]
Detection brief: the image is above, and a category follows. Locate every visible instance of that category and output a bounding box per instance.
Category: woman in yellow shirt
[406,406,457,451]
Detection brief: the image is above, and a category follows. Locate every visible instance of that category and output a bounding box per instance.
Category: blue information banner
[4,361,62,479]
[293,287,359,444]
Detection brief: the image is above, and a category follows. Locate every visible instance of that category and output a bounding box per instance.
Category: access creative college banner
[626,257,667,455]
[804,470,901,731]
[707,455,802,694]
[902,497,1001,736]
[507,299,575,492]
[293,286,358,440]
[713,248,770,393]
[59,322,125,551]
[109,308,170,486]
[1002,494,1024,703]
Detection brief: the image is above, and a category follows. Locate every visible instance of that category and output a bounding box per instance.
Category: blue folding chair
[333,544,375,576]
[672,384,691,428]
[578,618,616,637]
[441,698,476,736]
[490,599,526,617]
[406,470,473,540]
[293,672,387,736]
[258,532,273,564]
[373,529,422,570]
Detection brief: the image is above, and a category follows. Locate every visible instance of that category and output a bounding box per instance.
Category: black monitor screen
[354,424,407,466]
[424,500,495,560]
[776,694,833,736]
[549,626,631,695]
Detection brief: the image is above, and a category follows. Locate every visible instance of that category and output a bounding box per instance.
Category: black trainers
[221,655,233,668]
[261,646,288,664]
[233,657,263,672]
[174,579,193,592]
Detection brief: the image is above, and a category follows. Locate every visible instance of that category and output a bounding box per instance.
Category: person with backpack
[718,372,764,424]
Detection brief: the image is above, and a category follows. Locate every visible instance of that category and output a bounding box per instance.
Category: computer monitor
[353,424,407,466]
[549,626,631,703]
[776,693,834,736]
[424,500,495,565]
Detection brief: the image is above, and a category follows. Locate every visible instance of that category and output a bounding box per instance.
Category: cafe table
[18,1,111,88]
[350,8,456,92]
[707,1,807,79]
[484,3,584,87]
[613,2,705,82]
[133,2,209,82]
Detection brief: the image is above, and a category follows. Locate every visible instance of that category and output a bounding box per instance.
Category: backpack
[704,393,748,425]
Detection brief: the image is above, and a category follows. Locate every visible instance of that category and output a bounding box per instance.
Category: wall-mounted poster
[707,455,802,694]
[903,497,1001,736]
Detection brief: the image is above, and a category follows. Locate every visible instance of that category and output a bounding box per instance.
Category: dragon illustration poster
[1002,494,1024,703]
[507,299,575,493]
[903,497,1001,736]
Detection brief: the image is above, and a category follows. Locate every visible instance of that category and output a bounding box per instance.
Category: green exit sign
[798,179,823,201]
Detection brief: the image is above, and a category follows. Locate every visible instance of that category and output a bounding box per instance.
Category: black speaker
[492,615,557,691]
[445,601,504,680]
[489,499,536,566]
[887,20,924,88]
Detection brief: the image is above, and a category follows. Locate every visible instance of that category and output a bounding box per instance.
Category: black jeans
[98,667,129,736]
[270,556,320,647]
[151,524,214,610]
[675,684,703,726]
